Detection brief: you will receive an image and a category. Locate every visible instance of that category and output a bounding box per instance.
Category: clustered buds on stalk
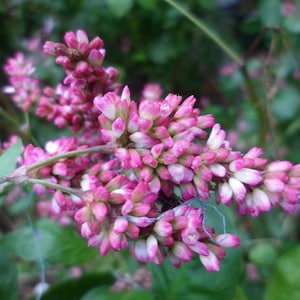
[2,30,300,271]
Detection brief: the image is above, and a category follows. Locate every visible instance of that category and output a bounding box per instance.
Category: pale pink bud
[199,251,220,272]
[127,112,140,133]
[126,222,140,239]
[243,147,263,159]
[151,143,164,158]
[173,130,195,143]
[113,218,129,234]
[80,222,92,239]
[177,117,196,128]
[197,114,215,128]
[170,140,190,157]
[99,234,110,256]
[181,228,200,246]
[143,154,158,168]
[282,185,298,203]
[163,94,182,114]
[266,160,293,172]
[109,231,128,251]
[133,239,148,262]
[127,216,156,227]
[139,101,160,120]
[121,199,134,215]
[207,124,225,150]
[180,183,197,200]
[87,49,104,67]
[152,126,169,139]
[173,216,188,230]
[264,178,285,193]
[215,234,240,247]
[147,235,158,260]
[112,117,126,137]
[94,92,116,120]
[228,177,246,202]
[201,152,217,164]
[172,242,193,262]
[138,118,153,132]
[191,156,202,171]
[252,188,271,212]
[131,203,151,216]
[209,163,227,177]
[52,162,68,176]
[174,106,193,118]
[229,159,245,172]
[139,166,154,182]
[89,36,104,49]
[92,202,108,221]
[74,206,90,224]
[168,164,185,184]
[128,149,142,168]
[289,164,300,177]
[129,132,158,148]
[154,220,173,237]
[173,204,190,216]
[233,168,263,185]
[218,182,233,205]
[189,242,209,256]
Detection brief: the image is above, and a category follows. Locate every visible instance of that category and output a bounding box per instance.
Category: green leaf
[37,273,114,300]
[149,205,242,300]
[81,287,154,300]
[264,246,300,300]
[272,88,300,121]
[0,219,98,265]
[249,242,277,266]
[259,0,281,26]
[0,139,23,177]
[0,247,18,300]
[105,0,133,18]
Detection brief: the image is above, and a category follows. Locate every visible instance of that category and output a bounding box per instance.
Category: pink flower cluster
[3,30,300,271]
[37,30,121,132]
[3,52,40,111]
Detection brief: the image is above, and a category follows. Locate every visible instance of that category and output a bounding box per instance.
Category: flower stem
[0,106,20,128]
[164,0,243,65]
[24,112,40,146]
[26,178,81,196]
[165,0,269,148]
[27,144,116,172]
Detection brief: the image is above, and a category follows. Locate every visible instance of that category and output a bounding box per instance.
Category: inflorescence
[2,30,300,271]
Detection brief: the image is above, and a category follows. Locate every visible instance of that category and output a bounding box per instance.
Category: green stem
[27,144,116,172]
[165,0,269,148]
[0,106,20,128]
[164,0,243,64]
[26,178,81,196]
[240,66,268,148]
[24,112,40,146]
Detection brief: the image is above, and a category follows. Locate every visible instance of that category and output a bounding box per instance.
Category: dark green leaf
[149,205,242,300]
[37,273,114,300]
[0,139,23,177]
[0,247,18,300]
[259,0,281,26]
[105,0,133,18]
[264,246,300,300]
[272,88,300,120]
[81,287,154,300]
[249,242,277,266]
[1,219,98,265]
